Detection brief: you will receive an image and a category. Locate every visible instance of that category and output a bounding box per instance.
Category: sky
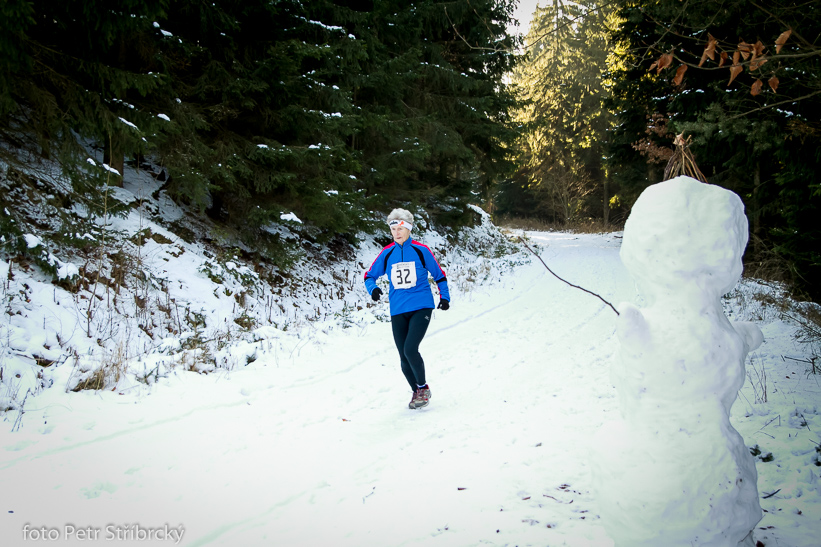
[510,0,541,35]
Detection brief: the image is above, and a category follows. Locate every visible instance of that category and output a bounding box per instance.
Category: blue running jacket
[364,240,450,315]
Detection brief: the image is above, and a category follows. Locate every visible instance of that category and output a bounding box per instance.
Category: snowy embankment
[1,216,819,545]
[0,158,523,402]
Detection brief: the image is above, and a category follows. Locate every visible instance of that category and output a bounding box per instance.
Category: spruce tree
[343,0,519,225]
[502,0,617,224]
[1,0,172,196]
[607,0,821,299]
[2,0,521,253]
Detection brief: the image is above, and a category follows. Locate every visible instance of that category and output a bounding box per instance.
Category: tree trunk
[103,35,127,188]
[103,134,124,187]
[752,161,761,255]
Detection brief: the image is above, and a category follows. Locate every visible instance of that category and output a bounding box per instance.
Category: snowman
[592,176,764,547]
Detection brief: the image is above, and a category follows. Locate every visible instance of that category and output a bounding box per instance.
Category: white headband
[388,219,413,231]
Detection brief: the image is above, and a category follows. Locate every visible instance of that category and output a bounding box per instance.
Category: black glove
[437,299,449,310]
[371,287,382,301]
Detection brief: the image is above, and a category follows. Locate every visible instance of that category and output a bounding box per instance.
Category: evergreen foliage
[498,0,619,225]
[1,0,519,254]
[607,0,821,299]
[1,0,170,195]
[344,0,520,226]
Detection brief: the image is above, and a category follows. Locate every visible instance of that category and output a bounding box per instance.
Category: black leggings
[391,308,433,391]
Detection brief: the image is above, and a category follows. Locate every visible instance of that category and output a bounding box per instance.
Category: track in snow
[2,233,631,547]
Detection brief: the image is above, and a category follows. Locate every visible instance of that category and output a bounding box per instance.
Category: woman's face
[391,224,410,244]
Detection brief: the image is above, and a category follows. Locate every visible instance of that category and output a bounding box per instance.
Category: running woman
[364,208,450,409]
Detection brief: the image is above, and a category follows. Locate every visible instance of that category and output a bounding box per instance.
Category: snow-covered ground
[2,219,820,546]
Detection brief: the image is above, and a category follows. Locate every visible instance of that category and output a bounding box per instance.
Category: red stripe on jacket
[363,242,396,280]
[411,240,447,279]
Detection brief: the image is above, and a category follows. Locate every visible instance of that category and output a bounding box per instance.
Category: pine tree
[607,0,821,299]
[1,0,171,196]
[502,0,617,224]
[151,0,519,236]
[2,0,521,254]
[344,0,520,225]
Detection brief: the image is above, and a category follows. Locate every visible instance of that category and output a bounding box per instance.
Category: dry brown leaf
[673,64,688,85]
[728,64,744,86]
[657,53,673,73]
[699,34,717,67]
[751,79,763,96]
[707,34,717,59]
[775,29,792,54]
[738,41,752,60]
[753,40,766,58]
[733,50,741,65]
[768,76,779,93]
[719,51,728,67]
[649,61,658,72]
[750,56,768,71]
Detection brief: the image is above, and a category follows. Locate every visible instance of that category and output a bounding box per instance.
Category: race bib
[391,261,417,289]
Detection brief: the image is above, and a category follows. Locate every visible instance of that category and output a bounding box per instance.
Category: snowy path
[0,231,768,546]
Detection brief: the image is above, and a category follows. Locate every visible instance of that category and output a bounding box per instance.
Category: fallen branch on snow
[517,236,620,317]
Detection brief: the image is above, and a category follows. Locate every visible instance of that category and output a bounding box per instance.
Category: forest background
[1,0,819,302]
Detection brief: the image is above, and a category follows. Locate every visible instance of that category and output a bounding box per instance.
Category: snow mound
[594,176,762,547]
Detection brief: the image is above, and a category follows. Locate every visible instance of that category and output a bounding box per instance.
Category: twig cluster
[663,133,708,183]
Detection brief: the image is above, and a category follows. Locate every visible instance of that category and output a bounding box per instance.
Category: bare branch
[443,5,508,53]
[664,134,707,183]
[725,89,821,120]
[520,0,622,51]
